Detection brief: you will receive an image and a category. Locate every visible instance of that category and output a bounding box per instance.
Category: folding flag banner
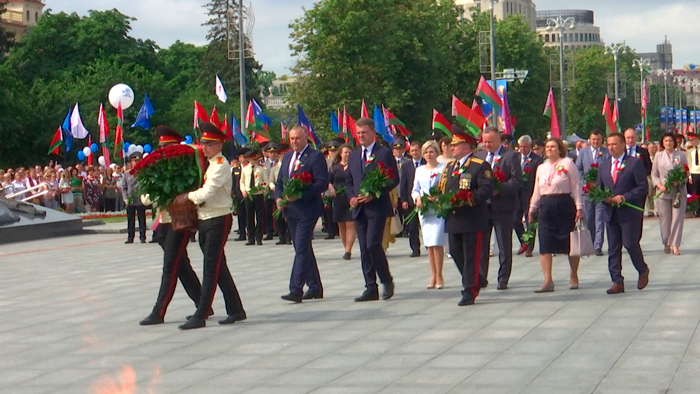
[70,103,89,139]
[471,100,486,132]
[384,107,411,137]
[102,146,111,167]
[115,102,124,159]
[215,75,228,103]
[131,94,155,129]
[543,88,561,138]
[373,105,394,143]
[330,110,340,134]
[432,109,452,137]
[476,76,503,113]
[48,127,62,155]
[602,95,616,134]
[245,100,270,142]
[361,100,369,118]
[61,106,73,152]
[452,95,485,137]
[210,107,222,128]
[251,98,272,129]
[298,104,321,147]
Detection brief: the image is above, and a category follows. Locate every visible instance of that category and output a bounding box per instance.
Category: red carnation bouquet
[522,166,533,182]
[358,161,394,199]
[273,171,313,218]
[655,161,689,201]
[435,189,475,219]
[586,184,644,212]
[130,144,205,209]
[687,194,700,213]
[493,169,507,191]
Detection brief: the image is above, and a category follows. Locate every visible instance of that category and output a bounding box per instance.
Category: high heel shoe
[664,245,671,254]
[673,247,681,256]
[534,283,555,293]
[427,281,436,289]
[435,282,444,289]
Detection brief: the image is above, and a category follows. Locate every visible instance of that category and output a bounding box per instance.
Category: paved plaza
[2,217,700,394]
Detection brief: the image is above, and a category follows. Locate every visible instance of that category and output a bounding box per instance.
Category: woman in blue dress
[411,140,447,289]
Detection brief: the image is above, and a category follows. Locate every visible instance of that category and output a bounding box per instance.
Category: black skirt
[538,194,576,255]
[333,195,352,223]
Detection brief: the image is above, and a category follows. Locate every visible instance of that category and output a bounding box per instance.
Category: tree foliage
[0,1,15,59]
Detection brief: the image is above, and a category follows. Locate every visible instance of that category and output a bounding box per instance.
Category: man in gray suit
[514,135,544,257]
[476,126,523,290]
[576,130,609,256]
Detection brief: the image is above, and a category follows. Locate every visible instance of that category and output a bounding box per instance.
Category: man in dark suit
[624,128,652,175]
[276,127,329,303]
[598,132,650,295]
[576,130,610,256]
[392,141,409,238]
[513,135,544,258]
[475,126,523,290]
[442,126,493,306]
[346,118,400,302]
[398,140,425,257]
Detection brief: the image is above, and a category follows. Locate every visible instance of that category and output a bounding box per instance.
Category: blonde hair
[421,140,440,156]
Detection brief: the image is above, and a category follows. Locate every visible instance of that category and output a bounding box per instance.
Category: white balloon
[135,145,144,153]
[109,163,117,169]
[98,156,106,167]
[108,84,135,110]
[127,144,137,153]
[143,153,149,157]
[180,141,187,145]
[82,147,91,156]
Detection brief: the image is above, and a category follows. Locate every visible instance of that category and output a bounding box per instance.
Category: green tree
[0,1,15,60]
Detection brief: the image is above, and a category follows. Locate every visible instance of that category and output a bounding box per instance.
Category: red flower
[430,172,440,179]
[683,164,690,172]
[590,163,599,169]
[523,167,533,174]
[494,170,506,183]
[378,161,386,169]
[582,182,596,194]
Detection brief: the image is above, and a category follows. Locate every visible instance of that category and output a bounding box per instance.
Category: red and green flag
[602,95,616,134]
[543,88,560,138]
[245,100,270,143]
[475,76,503,114]
[97,104,111,167]
[114,102,124,159]
[48,126,62,155]
[612,101,621,133]
[384,108,411,137]
[361,100,369,118]
[452,95,485,137]
[432,109,452,137]
[210,106,222,128]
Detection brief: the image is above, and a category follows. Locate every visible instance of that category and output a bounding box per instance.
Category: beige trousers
[657,191,686,247]
[645,176,655,214]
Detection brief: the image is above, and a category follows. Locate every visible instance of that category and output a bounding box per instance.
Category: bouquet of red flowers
[522,166,533,183]
[273,171,313,218]
[655,161,689,200]
[435,189,475,219]
[687,194,700,213]
[583,163,599,187]
[404,186,441,224]
[587,184,644,212]
[521,220,538,246]
[130,144,205,208]
[358,161,394,199]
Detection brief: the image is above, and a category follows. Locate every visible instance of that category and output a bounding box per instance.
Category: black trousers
[606,215,647,285]
[235,197,247,239]
[402,206,420,254]
[324,206,338,236]
[479,207,515,286]
[449,231,483,301]
[126,205,147,242]
[277,215,289,243]
[104,197,118,212]
[192,214,245,319]
[690,175,700,214]
[245,194,265,242]
[354,210,392,291]
[287,216,323,295]
[151,223,202,317]
[264,198,275,237]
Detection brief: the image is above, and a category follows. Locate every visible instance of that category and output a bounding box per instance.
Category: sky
[43,0,700,75]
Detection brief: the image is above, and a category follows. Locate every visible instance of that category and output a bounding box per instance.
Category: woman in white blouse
[529,138,584,293]
[412,141,447,289]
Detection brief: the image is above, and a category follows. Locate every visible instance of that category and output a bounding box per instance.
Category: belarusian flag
[210,106,222,128]
[87,135,94,166]
[602,95,616,134]
[384,108,411,136]
[543,88,561,138]
[97,104,111,167]
[361,100,369,118]
[114,102,124,159]
[432,109,452,137]
[48,126,62,155]
[612,102,621,132]
[476,76,503,113]
[452,95,485,137]
[343,107,358,146]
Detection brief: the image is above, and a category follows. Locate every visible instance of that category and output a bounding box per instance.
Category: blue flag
[330,110,340,134]
[251,98,272,127]
[297,105,321,146]
[61,106,73,152]
[373,105,394,143]
[131,94,155,129]
[231,115,248,146]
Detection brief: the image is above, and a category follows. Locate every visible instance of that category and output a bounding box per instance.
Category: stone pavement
[1,217,700,394]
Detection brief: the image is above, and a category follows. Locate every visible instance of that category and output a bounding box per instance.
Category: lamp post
[657,69,673,109]
[632,58,650,126]
[489,0,499,88]
[673,75,687,109]
[546,16,575,138]
[605,42,629,104]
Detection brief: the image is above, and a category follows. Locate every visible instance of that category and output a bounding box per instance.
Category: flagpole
[238,1,246,137]
[633,58,651,129]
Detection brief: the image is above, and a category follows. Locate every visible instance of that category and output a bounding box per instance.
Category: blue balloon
[184,135,193,144]
[77,151,86,161]
[124,142,131,152]
[90,143,99,153]
[144,144,152,153]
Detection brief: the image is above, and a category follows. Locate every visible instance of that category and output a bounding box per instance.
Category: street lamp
[546,16,575,138]
[605,42,629,104]
[489,0,499,88]
[673,75,687,109]
[632,58,650,126]
[657,69,673,109]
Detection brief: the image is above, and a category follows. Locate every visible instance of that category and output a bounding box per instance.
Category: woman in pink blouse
[529,138,585,293]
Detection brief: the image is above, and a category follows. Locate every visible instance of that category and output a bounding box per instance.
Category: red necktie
[612,160,620,183]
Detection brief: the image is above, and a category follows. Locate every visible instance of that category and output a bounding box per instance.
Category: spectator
[70,168,84,213]
[83,167,101,212]
[42,171,60,209]
[101,167,120,212]
[59,170,74,213]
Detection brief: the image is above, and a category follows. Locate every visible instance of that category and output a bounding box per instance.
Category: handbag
[390,209,403,235]
[569,220,595,257]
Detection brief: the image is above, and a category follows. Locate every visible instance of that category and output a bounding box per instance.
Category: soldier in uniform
[120,151,147,243]
[439,126,494,306]
[139,126,207,326]
[231,148,247,241]
[240,149,268,245]
[175,122,246,330]
[267,142,290,245]
[263,142,280,240]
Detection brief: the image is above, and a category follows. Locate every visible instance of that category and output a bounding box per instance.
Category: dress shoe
[410,252,421,258]
[140,239,147,244]
[245,240,255,246]
[534,283,555,293]
[302,290,323,300]
[595,249,604,256]
[234,237,247,242]
[637,269,649,290]
[179,317,206,330]
[263,235,274,241]
[435,284,443,290]
[275,241,286,245]
[354,290,379,302]
[569,283,579,290]
[281,292,302,303]
[382,282,395,300]
[219,311,247,325]
[606,283,625,294]
[286,240,292,245]
[256,240,263,246]
[497,283,508,290]
[324,235,335,240]
[125,239,134,244]
[479,280,489,289]
[458,296,475,306]
[525,250,533,258]
[664,245,671,254]
[186,309,215,320]
[516,244,528,255]
[342,252,352,260]
[149,239,158,244]
[139,313,164,326]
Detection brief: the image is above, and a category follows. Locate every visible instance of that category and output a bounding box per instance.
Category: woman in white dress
[412,140,448,289]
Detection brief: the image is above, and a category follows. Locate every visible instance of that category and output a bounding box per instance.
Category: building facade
[638,37,673,72]
[536,10,603,50]
[454,0,537,31]
[0,0,45,40]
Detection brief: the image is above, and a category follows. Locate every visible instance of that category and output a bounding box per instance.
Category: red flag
[102,146,111,167]
[221,114,230,136]
[115,103,124,159]
[476,76,503,112]
[602,95,616,134]
[432,109,452,137]
[361,100,369,118]
[48,127,62,155]
[543,88,560,138]
[98,104,109,143]
[210,107,222,128]
[452,96,485,137]
[87,136,94,166]
[193,101,210,128]
[344,107,359,145]
[281,122,288,143]
[383,108,411,136]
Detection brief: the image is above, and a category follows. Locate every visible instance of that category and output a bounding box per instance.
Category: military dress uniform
[268,152,290,244]
[140,126,205,326]
[179,123,246,330]
[440,127,494,306]
[231,155,247,241]
[240,151,269,245]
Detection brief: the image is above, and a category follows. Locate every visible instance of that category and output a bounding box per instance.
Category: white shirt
[362,142,376,161]
[288,144,309,176]
[611,154,625,177]
[626,145,637,157]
